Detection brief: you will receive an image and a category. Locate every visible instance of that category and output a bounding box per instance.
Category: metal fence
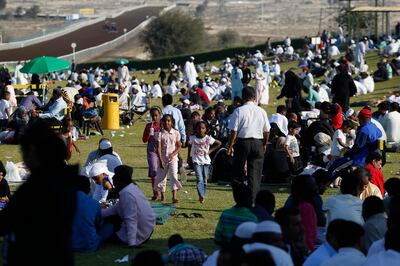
[0,4,175,66]
[0,17,104,51]
[59,4,176,62]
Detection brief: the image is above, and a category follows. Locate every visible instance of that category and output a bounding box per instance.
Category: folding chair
[130,98,149,126]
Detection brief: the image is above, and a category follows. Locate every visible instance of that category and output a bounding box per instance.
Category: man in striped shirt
[214,184,258,246]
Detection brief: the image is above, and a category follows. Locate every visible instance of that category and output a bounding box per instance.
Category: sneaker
[199,197,204,204]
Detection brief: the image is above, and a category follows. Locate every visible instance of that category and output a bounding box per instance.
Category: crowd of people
[0,28,400,266]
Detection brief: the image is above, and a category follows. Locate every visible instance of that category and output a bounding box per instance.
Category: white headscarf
[256,61,264,75]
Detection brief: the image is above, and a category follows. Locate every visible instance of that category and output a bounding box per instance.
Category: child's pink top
[157,128,181,163]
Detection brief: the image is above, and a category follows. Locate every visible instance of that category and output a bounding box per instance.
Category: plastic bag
[5,161,22,182]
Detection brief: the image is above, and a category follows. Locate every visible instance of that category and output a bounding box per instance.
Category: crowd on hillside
[0,27,400,266]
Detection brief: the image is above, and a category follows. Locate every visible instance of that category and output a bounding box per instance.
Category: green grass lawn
[1,52,400,265]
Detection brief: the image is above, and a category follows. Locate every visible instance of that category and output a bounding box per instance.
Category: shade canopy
[20,56,71,74]
[115,58,129,65]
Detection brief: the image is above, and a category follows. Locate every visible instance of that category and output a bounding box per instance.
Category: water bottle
[150,127,154,136]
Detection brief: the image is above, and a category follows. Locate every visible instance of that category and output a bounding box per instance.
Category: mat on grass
[151,203,176,225]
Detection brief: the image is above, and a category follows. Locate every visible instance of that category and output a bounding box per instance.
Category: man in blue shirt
[346,108,382,167]
[32,88,67,125]
[71,175,112,252]
[329,108,382,178]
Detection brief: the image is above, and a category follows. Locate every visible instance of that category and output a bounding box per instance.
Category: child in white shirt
[330,120,352,160]
[188,121,221,203]
[285,121,302,174]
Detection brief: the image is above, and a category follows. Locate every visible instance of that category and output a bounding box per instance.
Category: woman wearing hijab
[255,61,267,105]
[331,64,357,112]
[277,70,302,113]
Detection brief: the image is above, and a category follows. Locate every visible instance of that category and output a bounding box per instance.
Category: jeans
[193,163,210,198]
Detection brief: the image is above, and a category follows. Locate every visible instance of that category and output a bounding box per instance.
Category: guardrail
[0,17,104,51]
[57,4,176,63]
[0,4,146,51]
[59,18,154,63]
[0,4,175,66]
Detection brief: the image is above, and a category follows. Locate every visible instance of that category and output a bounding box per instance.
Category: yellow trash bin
[102,93,120,130]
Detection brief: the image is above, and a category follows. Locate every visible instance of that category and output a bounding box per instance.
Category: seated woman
[263,137,291,183]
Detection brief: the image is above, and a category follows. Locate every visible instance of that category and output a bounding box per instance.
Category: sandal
[174,213,189,218]
[172,198,179,204]
[188,213,204,218]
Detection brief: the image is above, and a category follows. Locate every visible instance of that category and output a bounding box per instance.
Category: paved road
[0,6,162,62]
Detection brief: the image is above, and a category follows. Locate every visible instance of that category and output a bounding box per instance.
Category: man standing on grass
[227,86,270,202]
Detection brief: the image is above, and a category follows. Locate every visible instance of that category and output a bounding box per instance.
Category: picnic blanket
[151,203,176,225]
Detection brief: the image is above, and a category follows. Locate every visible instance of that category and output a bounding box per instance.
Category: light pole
[123,28,127,41]
[71,42,77,61]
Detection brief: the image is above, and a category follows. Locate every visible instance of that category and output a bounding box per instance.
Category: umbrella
[20,56,71,74]
[115,58,129,65]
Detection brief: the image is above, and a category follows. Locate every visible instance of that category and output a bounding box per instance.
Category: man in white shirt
[184,56,198,88]
[270,60,281,80]
[321,220,366,266]
[227,86,271,202]
[150,81,163,98]
[383,102,400,144]
[131,88,147,112]
[360,68,375,93]
[117,63,130,84]
[328,44,341,57]
[355,38,367,70]
[269,105,288,136]
[284,36,291,47]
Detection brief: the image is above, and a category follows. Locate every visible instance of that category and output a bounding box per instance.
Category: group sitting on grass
[1,31,400,266]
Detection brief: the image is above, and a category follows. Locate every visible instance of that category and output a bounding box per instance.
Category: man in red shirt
[365,153,385,197]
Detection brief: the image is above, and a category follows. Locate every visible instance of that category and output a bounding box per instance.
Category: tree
[15,6,26,17]
[141,11,206,58]
[217,29,240,47]
[26,5,41,18]
[0,0,6,10]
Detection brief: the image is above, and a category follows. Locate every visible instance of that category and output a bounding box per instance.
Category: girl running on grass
[188,121,221,203]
